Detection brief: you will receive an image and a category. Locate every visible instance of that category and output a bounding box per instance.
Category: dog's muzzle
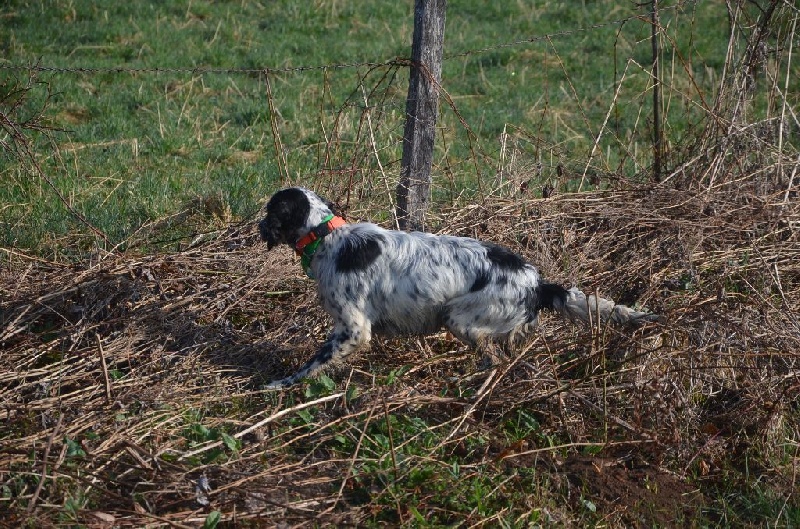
[258,217,279,250]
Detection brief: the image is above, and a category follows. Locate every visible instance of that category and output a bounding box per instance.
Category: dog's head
[259,187,336,250]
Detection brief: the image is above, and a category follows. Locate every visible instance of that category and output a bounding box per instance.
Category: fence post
[651,0,662,182]
[396,0,447,232]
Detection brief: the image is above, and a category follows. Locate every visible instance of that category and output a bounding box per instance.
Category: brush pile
[3,144,799,525]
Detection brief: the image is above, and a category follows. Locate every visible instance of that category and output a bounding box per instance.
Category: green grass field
[1,0,739,256]
[2,1,799,527]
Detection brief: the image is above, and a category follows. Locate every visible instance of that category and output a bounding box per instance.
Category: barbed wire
[0,8,682,77]
[0,60,390,76]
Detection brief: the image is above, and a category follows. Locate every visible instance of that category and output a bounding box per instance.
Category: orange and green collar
[295,214,347,278]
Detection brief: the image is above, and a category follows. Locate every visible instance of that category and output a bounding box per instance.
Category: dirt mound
[563,453,705,527]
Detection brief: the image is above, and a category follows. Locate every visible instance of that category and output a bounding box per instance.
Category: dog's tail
[539,283,663,327]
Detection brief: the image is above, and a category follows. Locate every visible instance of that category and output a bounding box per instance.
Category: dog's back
[311,222,547,343]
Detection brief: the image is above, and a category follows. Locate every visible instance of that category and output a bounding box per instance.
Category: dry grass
[2,145,799,526]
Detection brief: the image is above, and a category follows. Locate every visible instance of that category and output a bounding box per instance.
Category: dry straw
[2,150,799,524]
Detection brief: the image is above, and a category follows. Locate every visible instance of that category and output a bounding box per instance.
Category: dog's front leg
[266,319,371,389]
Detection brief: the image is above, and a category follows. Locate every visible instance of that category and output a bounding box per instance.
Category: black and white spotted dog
[259,187,660,388]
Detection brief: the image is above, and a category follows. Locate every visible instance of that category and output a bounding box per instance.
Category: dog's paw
[264,377,295,390]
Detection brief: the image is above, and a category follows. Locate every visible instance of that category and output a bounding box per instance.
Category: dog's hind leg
[266,314,371,389]
[441,292,528,345]
[441,293,535,370]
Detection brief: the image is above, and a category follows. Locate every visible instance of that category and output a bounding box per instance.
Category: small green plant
[202,510,221,529]
[345,383,361,405]
[304,373,336,398]
[502,408,543,443]
[383,365,411,385]
[63,436,86,458]
[59,492,87,524]
[292,408,315,429]
[181,415,241,464]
